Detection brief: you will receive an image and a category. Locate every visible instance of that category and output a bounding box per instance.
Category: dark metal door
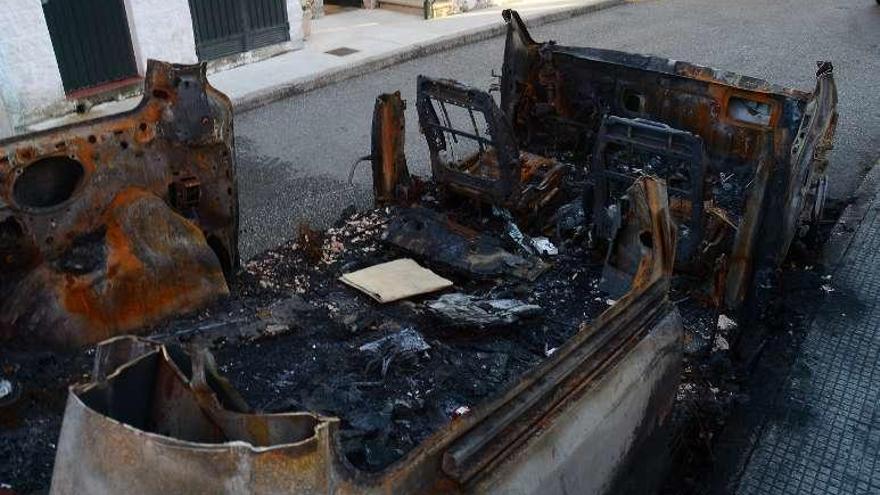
[42,0,139,93]
[189,0,291,61]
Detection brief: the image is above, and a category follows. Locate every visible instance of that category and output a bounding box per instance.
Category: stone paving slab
[737,187,880,494]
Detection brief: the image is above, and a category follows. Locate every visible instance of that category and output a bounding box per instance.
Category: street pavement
[234,0,880,260]
[735,178,880,495]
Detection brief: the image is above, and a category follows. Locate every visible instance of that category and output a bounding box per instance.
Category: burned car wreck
[1,9,837,495]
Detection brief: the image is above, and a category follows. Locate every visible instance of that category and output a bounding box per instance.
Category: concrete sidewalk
[735,169,880,494]
[30,0,619,131]
[217,0,620,111]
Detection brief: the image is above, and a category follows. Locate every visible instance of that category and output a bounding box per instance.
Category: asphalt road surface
[235,0,880,259]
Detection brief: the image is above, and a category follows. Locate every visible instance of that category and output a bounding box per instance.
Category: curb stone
[232,0,625,113]
[822,158,880,270]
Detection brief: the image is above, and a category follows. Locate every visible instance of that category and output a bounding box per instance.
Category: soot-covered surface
[0,347,92,493]
[154,206,610,471]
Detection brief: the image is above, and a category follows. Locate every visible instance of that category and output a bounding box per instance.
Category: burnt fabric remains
[427,293,543,328]
[197,205,609,472]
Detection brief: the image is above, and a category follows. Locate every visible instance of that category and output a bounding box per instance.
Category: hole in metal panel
[13,157,85,209]
[621,88,645,114]
[728,97,772,126]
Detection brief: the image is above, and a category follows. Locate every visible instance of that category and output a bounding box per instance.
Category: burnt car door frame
[0,61,239,347]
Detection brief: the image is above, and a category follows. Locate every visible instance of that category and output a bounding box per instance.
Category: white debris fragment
[717,314,738,331]
[359,328,430,354]
[713,334,730,352]
[263,324,289,336]
[452,406,471,418]
[821,284,835,294]
[544,346,558,357]
[605,298,617,306]
[426,293,542,327]
[531,237,558,256]
[0,379,12,401]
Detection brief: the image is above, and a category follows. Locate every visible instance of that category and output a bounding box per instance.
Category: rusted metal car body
[0,61,238,347]
[499,10,837,309]
[51,175,682,495]
[42,8,841,492]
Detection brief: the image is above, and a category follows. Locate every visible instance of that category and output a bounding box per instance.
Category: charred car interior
[0,9,837,495]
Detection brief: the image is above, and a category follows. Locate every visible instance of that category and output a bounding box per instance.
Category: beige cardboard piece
[339,258,453,303]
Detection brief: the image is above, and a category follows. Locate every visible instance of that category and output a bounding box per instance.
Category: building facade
[0,0,304,138]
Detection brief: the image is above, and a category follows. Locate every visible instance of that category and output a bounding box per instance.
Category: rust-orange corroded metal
[500,9,838,310]
[371,92,412,206]
[50,177,679,495]
[0,60,238,348]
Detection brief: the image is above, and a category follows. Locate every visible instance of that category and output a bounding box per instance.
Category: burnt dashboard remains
[499,9,837,308]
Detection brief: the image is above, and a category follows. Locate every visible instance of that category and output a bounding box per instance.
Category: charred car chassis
[1,8,839,495]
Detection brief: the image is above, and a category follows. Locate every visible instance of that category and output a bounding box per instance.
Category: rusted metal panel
[0,61,238,348]
[499,9,837,310]
[382,207,550,281]
[371,92,413,206]
[51,177,680,495]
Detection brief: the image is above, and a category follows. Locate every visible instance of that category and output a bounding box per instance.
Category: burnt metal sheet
[499,9,837,310]
[371,91,413,206]
[0,60,238,348]
[51,177,679,495]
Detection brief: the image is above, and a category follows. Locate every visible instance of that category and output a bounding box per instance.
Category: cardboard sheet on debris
[340,258,453,303]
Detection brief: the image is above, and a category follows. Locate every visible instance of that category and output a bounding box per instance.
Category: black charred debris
[3,165,755,490]
[7,185,747,492]
[157,198,611,472]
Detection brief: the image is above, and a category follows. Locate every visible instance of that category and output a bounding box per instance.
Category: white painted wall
[0,0,300,137]
[286,0,306,46]
[124,0,199,73]
[0,92,12,139]
[0,0,69,132]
